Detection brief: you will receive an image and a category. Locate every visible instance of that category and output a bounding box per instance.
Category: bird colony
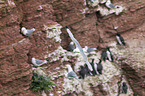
[20,4,132,95]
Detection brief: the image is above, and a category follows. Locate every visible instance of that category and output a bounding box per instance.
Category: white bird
[21,27,35,36]
[66,64,78,79]
[105,0,117,9]
[32,57,48,66]
[68,41,75,51]
[66,26,93,71]
[84,46,97,53]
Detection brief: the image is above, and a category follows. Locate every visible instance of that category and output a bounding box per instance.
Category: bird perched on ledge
[96,59,103,74]
[105,0,118,9]
[122,82,128,94]
[68,41,75,52]
[66,64,78,79]
[32,57,48,66]
[21,27,35,36]
[116,33,126,46]
[106,47,114,62]
[83,46,97,53]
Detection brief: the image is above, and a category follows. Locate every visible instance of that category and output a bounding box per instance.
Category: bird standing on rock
[122,82,128,94]
[116,33,126,46]
[68,41,75,52]
[97,59,103,74]
[101,50,107,61]
[21,27,35,36]
[84,46,97,53]
[105,0,118,9]
[106,47,114,62]
[79,65,89,79]
[32,57,48,66]
[66,64,78,79]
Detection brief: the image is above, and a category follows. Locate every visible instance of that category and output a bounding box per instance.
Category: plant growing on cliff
[30,70,55,92]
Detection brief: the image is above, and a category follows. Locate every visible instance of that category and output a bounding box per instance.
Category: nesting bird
[68,41,75,52]
[106,47,114,62]
[21,27,35,36]
[101,50,108,61]
[32,57,48,66]
[84,64,93,76]
[116,33,126,46]
[105,0,118,9]
[66,64,78,79]
[122,82,128,94]
[84,46,97,53]
[90,59,97,75]
[79,65,89,79]
[96,59,103,74]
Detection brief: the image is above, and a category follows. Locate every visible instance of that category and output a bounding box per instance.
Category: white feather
[116,35,122,45]
[106,50,112,61]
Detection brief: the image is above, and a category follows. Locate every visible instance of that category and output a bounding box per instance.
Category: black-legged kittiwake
[21,27,35,36]
[32,57,48,66]
[84,46,97,53]
[105,0,118,9]
[66,64,78,79]
[68,41,75,51]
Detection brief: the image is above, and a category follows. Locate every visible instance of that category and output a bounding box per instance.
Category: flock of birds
[65,26,128,94]
[20,26,128,94]
[89,0,120,9]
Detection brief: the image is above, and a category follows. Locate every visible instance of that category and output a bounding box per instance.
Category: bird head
[65,64,73,72]
[66,26,68,29]
[32,28,36,31]
[116,33,120,36]
[21,27,26,33]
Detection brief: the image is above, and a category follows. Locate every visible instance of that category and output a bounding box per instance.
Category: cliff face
[0,0,145,96]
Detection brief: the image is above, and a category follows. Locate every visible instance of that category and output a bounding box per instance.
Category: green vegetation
[30,70,55,92]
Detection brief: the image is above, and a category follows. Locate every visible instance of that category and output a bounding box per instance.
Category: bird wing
[67,71,78,78]
[26,29,34,35]
[109,3,116,8]
[35,59,47,65]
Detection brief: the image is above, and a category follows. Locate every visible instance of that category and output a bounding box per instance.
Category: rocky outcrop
[0,0,145,96]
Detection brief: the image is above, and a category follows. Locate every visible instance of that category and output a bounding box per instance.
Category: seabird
[21,27,35,36]
[84,64,93,76]
[101,50,107,61]
[97,59,103,74]
[89,0,95,3]
[106,47,114,62]
[84,46,97,53]
[66,64,78,79]
[105,0,118,9]
[122,82,128,94]
[68,41,75,51]
[79,65,89,79]
[90,59,97,75]
[32,57,48,66]
[116,33,126,46]
[66,26,93,72]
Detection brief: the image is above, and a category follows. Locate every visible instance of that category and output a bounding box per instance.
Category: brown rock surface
[0,0,145,96]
